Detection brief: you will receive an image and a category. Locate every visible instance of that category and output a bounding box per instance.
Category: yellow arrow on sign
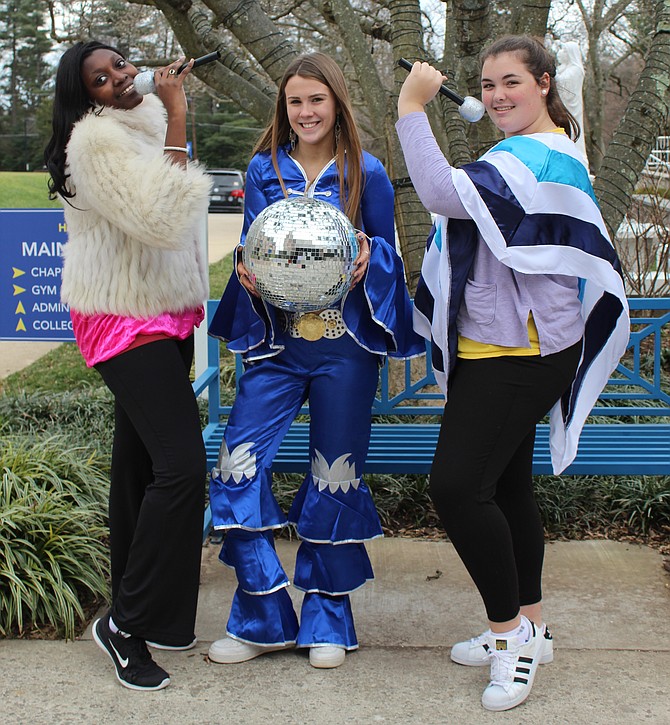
[12,267,25,278]
[13,284,26,296]
[15,318,26,332]
[15,301,26,314]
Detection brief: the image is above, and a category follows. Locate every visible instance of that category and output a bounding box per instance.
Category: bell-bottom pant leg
[96,336,206,645]
[290,335,382,648]
[212,353,313,645]
[428,344,580,623]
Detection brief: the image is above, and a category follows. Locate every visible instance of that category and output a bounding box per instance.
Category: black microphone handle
[176,50,221,75]
[397,58,465,107]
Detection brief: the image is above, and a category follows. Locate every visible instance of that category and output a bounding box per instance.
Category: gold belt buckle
[296,312,326,341]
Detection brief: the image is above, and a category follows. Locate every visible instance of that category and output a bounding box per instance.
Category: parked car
[208,168,245,212]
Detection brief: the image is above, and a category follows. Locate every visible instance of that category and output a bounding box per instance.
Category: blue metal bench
[194,297,670,537]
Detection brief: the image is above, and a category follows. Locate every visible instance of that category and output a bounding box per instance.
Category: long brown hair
[480,35,580,140]
[254,52,365,226]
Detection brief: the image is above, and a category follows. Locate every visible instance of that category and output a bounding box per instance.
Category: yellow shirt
[458,313,541,359]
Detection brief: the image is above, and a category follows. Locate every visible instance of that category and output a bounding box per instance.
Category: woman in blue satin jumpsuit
[207,52,423,669]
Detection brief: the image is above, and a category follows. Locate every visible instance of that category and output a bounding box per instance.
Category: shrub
[0,434,109,639]
[0,389,115,454]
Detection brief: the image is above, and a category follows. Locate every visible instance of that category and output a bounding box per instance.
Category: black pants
[429,342,581,623]
[96,336,206,645]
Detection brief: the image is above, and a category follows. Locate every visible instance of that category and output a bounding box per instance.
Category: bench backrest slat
[202,298,670,421]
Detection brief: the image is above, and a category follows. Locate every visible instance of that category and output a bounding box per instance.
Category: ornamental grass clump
[0,434,109,639]
[610,475,670,534]
[0,388,114,452]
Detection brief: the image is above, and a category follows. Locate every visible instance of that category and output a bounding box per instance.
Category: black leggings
[429,342,581,623]
[96,336,206,645]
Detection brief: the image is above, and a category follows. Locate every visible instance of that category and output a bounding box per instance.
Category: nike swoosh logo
[109,640,129,668]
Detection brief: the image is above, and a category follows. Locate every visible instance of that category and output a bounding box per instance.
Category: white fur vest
[60,94,211,317]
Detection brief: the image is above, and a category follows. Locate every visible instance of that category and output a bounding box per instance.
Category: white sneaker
[309,645,346,669]
[451,624,554,666]
[481,617,546,712]
[208,636,293,664]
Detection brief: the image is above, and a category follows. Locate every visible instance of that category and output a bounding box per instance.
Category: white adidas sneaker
[481,617,546,712]
[450,623,554,666]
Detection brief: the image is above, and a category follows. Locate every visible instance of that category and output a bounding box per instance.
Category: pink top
[71,306,205,367]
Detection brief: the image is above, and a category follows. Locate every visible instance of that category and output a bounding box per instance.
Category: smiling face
[81,48,142,110]
[481,51,553,137]
[284,74,338,154]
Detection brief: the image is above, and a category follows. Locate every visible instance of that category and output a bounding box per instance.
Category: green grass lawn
[0,171,61,208]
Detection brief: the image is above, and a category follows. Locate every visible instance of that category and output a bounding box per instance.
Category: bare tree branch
[594,0,670,238]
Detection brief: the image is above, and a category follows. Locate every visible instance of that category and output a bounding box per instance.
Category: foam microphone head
[459,96,486,123]
[133,70,155,96]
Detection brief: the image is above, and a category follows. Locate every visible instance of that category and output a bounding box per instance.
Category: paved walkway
[1,538,669,723]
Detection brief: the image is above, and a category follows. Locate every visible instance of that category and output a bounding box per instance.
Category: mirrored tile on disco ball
[243,196,359,313]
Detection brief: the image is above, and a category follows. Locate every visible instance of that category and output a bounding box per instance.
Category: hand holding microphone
[397,58,485,123]
[134,51,221,95]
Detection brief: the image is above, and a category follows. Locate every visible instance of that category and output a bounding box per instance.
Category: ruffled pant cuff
[293,540,373,595]
[288,476,383,543]
[296,592,358,649]
[219,529,290,594]
[210,469,287,531]
[227,587,299,646]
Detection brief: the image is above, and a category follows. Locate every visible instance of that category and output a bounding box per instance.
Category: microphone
[397,58,486,123]
[133,51,222,96]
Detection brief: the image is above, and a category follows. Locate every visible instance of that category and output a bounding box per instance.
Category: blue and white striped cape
[413,132,630,474]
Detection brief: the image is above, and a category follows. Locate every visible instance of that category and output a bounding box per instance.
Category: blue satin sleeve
[346,155,424,358]
[239,154,271,245]
[342,235,424,358]
[359,156,396,246]
[208,154,279,355]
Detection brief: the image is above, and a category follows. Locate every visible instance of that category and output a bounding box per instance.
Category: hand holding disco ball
[241,197,361,314]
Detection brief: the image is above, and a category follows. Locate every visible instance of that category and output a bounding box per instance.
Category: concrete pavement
[1,537,669,724]
[0,213,242,380]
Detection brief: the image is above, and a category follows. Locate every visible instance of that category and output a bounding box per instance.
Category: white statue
[556,41,589,171]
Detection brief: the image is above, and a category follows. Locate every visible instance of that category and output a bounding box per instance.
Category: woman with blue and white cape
[396,36,628,713]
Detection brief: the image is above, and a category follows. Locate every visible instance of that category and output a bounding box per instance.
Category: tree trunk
[594,0,670,242]
[151,0,293,121]
[509,0,552,36]
[387,0,436,291]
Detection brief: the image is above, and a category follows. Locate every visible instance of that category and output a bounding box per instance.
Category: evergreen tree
[193,95,262,171]
[0,0,52,170]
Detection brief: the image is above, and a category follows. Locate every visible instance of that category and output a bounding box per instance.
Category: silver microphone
[397,58,486,123]
[133,51,221,95]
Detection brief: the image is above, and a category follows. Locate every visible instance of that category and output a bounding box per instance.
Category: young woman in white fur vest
[44,40,212,692]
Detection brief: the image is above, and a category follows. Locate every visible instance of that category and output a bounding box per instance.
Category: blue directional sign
[1,208,74,341]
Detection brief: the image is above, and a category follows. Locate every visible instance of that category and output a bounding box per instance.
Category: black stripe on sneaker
[514,676,529,684]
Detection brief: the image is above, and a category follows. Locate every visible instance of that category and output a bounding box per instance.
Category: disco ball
[242,196,359,314]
